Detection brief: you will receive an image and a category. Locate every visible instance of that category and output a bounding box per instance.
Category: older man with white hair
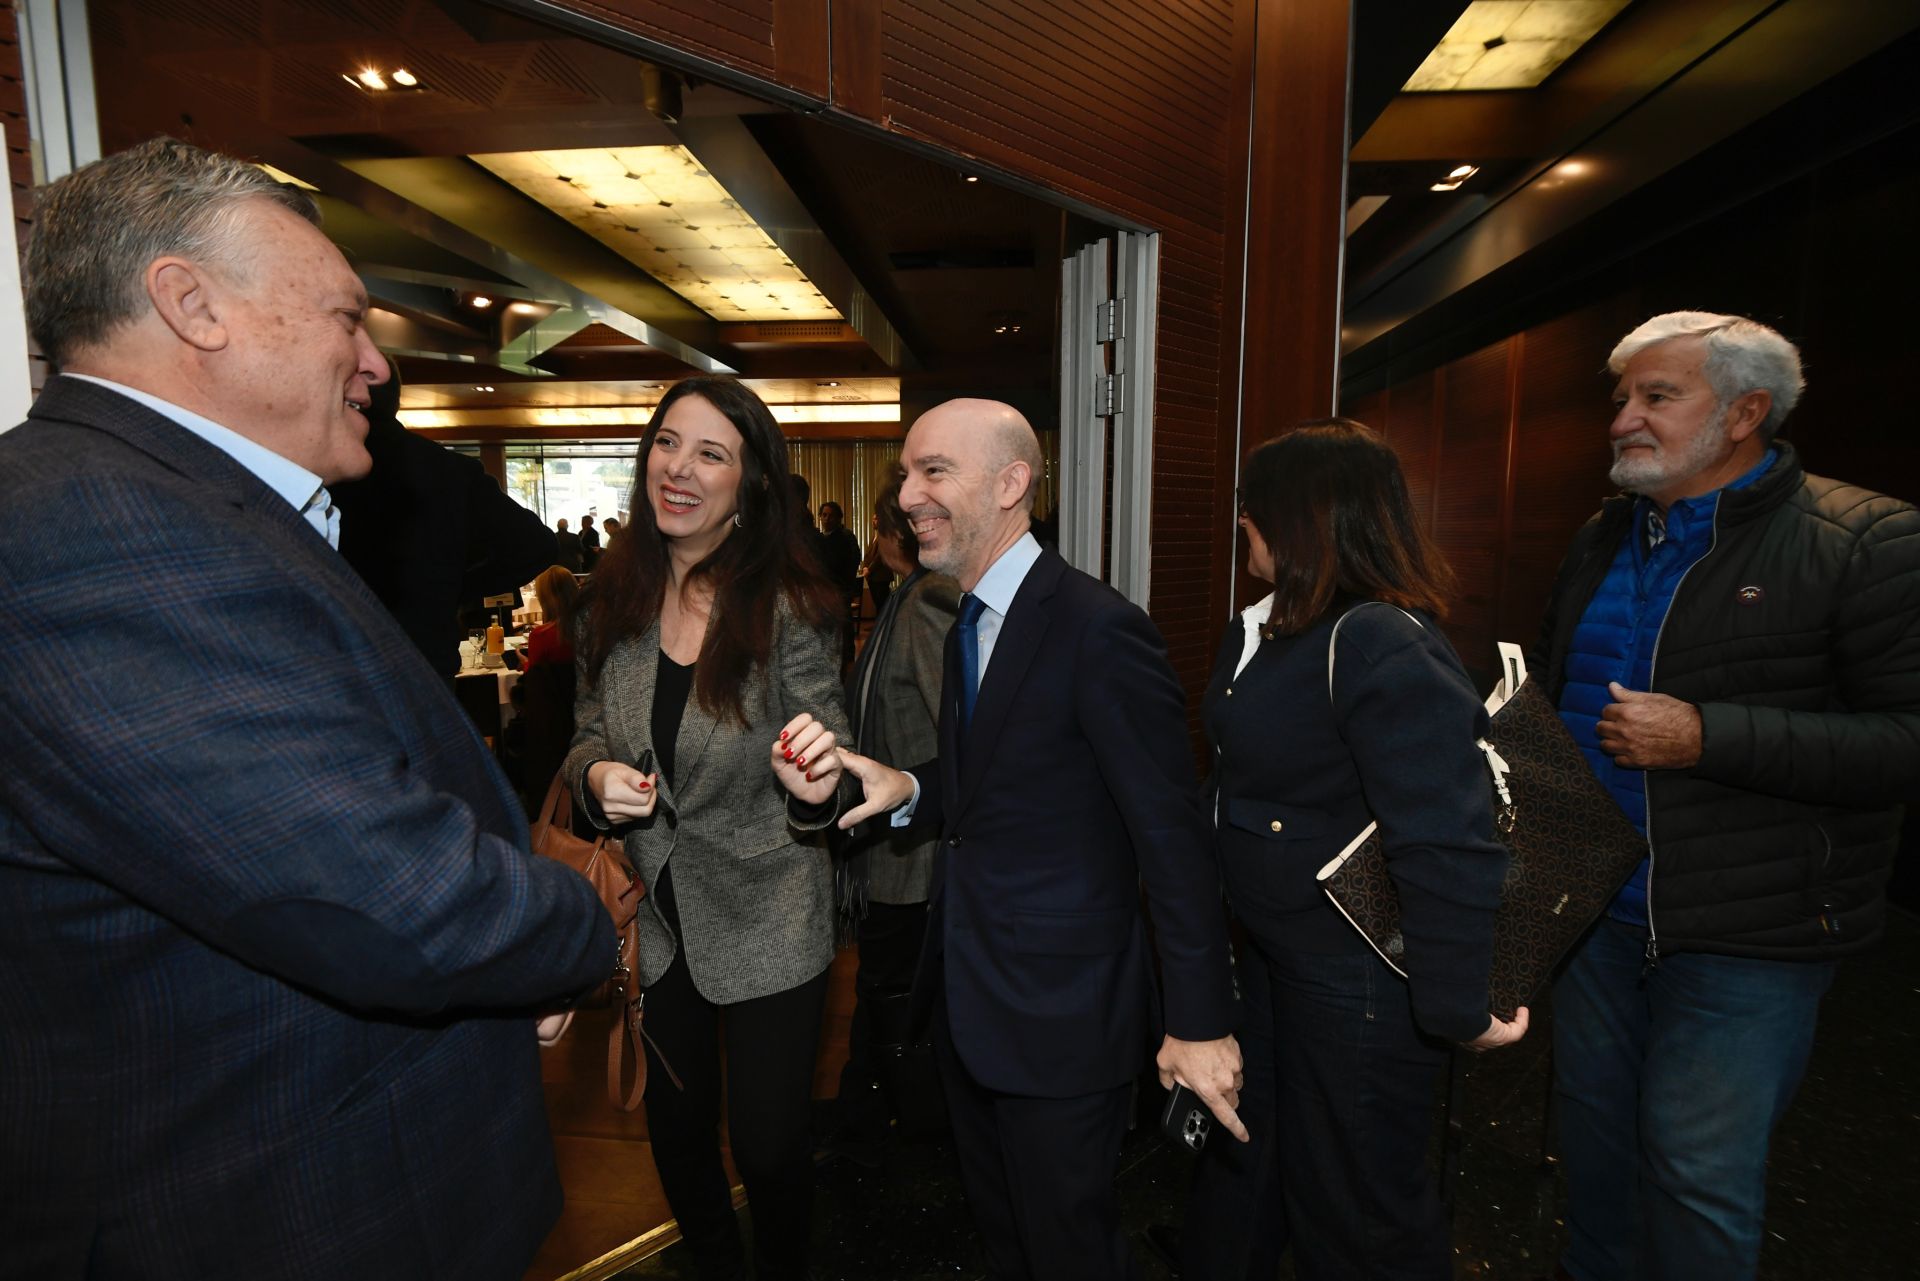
[1530,311,1920,1280]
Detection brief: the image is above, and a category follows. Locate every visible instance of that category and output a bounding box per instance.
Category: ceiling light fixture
[474,146,843,323]
[1447,163,1479,180]
[474,385,496,393]
[961,173,980,184]
[509,302,541,315]
[401,404,902,430]
[1430,181,1464,193]
[344,65,425,94]
[817,380,842,387]
[470,295,493,309]
[1403,0,1631,92]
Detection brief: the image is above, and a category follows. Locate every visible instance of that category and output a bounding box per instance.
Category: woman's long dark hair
[1241,417,1454,635]
[576,376,840,724]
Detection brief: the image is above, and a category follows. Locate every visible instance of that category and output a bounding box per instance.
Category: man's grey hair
[24,137,321,368]
[1608,311,1805,440]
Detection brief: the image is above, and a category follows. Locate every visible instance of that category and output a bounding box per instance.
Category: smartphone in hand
[1160,1083,1212,1154]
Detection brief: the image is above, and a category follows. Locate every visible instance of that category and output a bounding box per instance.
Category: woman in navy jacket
[1181,419,1526,1281]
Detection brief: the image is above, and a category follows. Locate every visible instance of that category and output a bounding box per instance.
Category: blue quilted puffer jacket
[1556,454,1772,925]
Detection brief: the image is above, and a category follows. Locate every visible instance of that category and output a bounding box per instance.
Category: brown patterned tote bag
[1314,608,1646,1019]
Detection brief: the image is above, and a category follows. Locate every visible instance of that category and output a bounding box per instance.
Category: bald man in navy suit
[779,400,1243,1280]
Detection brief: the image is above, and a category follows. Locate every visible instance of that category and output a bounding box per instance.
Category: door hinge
[1094,372,1123,418]
[1094,298,1124,344]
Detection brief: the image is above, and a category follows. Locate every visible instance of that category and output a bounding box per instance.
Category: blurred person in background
[822,467,960,1167]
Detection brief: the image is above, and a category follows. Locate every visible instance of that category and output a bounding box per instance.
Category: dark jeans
[934,1006,1140,1281]
[1184,937,1450,1281]
[1554,920,1835,1281]
[833,900,930,1140]
[640,946,829,1281]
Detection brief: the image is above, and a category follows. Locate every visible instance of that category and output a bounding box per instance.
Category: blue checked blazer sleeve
[1,440,614,1015]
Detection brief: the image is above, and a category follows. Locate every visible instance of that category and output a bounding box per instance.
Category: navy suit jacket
[0,378,614,1281]
[909,546,1234,1098]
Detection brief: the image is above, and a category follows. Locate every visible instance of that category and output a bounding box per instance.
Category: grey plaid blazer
[565,605,850,1004]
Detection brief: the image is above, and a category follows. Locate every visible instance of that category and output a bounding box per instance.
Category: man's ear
[997,459,1033,512]
[1724,389,1772,444]
[146,256,229,353]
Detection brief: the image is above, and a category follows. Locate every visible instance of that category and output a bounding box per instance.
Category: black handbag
[1314,610,1646,1019]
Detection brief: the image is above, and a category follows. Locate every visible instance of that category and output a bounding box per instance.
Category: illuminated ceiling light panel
[256,163,317,191]
[399,404,901,430]
[1402,0,1632,92]
[473,146,843,323]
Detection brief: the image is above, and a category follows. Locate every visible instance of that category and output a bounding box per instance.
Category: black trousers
[1183,932,1451,1281]
[934,1006,1141,1281]
[640,945,829,1281]
[833,899,930,1138]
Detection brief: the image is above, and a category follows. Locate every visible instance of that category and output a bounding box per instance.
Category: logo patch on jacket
[1736,585,1764,605]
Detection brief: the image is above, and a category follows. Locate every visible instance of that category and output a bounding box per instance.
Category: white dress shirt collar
[969,530,1043,618]
[66,374,341,550]
[965,531,1043,682]
[1232,592,1276,680]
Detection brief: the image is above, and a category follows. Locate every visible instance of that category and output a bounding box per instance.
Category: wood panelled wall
[508,0,1351,701]
[1347,301,1637,685]
[1343,119,1920,687]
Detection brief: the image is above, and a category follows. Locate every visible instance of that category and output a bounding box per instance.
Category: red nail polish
[779,730,789,742]
[783,748,793,760]
[796,755,807,768]
[805,771,815,782]
[637,780,651,790]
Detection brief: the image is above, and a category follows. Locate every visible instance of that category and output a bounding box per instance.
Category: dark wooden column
[1218,0,1354,612]
[1240,0,1352,436]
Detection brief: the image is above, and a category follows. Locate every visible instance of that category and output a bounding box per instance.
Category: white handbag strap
[1325,602,1422,706]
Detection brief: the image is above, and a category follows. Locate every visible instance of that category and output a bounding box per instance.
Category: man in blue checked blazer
[0,140,615,1281]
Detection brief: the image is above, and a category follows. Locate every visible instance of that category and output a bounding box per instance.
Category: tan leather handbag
[530,772,676,1110]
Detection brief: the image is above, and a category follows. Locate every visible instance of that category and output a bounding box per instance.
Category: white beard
[1609,405,1730,495]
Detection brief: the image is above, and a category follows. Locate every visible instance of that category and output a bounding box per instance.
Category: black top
[650,649,695,928]
[651,649,695,789]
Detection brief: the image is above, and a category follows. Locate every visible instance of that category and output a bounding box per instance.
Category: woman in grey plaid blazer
[566,376,849,1281]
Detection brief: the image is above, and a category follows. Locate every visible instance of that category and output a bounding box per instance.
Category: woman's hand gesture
[587,760,658,823]
[772,713,842,806]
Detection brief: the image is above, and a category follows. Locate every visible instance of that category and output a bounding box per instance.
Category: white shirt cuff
[890,772,922,827]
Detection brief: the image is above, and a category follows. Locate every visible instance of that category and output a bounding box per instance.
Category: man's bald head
[899,398,1044,589]
[915,399,1042,512]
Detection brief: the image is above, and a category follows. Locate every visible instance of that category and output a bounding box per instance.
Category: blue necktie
[956,592,986,735]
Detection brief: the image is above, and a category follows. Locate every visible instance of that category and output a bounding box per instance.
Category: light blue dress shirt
[67,375,342,549]
[892,531,1044,825]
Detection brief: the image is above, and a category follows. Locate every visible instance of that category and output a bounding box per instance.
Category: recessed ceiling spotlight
[474,385,495,393]
[1447,163,1478,180]
[817,380,842,387]
[509,302,540,315]
[1430,181,1463,192]
[961,173,980,183]
[390,68,418,88]
[354,67,388,91]
[470,295,493,309]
